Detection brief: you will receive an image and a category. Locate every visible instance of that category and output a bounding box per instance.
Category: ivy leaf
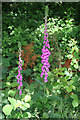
[3,104,13,116]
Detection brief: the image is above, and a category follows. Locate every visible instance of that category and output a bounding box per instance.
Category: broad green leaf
[8,90,16,97]
[8,97,16,107]
[43,112,48,118]
[3,58,10,67]
[26,112,31,118]
[8,26,14,30]
[70,94,78,100]
[66,86,72,93]
[24,103,30,108]
[3,104,13,116]
[52,114,62,118]
[17,100,22,105]
[64,71,70,76]
[58,72,65,75]
[71,85,76,90]
[22,61,24,66]
[11,81,19,87]
[24,95,31,102]
[7,76,11,80]
[19,102,30,110]
[72,99,78,107]
[10,30,15,35]
[67,80,74,85]
[14,67,18,71]
[74,64,78,69]
[15,100,22,108]
[77,86,80,91]
[23,68,31,76]
[6,82,11,87]
[20,103,27,110]
[51,48,54,51]
[67,54,73,59]
[23,112,31,118]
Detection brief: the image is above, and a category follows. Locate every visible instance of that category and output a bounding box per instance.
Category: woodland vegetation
[1,2,80,119]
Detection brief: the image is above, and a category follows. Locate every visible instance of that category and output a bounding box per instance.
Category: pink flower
[17,42,23,96]
[40,17,51,82]
[19,90,22,96]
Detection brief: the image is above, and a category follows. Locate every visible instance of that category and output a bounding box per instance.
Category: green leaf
[70,94,78,100]
[74,64,78,69]
[20,103,27,110]
[26,112,31,118]
[11,81,19,87]
[43,112,48,118]
[24,95,31,102]
[77,86,80,91]
[64,71,70,76]
[23,68,31,76]
[8,26,14,30]
[72,99,78,107]
[71,85,76,90]
[8,90,16,97]
[67,54,73,59]
[67,80,74,85]
[7,76,11,81]
[24,103,30,108]
[58,72,65,75]
[51,48,54,51]
[66,86,72,93]
[6,82,11,87]
[30,84,34,92]
[8,97,16,107]
[14,67,18,71]
[22,61,24,66]
[10,30,15,35]
[23,112,28,118]
[15,100,22,108]
[52,114,61,118]
[3,105,13,116]
[3,58,10,67]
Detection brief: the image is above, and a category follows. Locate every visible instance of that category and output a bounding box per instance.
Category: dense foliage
[1,2,80,119]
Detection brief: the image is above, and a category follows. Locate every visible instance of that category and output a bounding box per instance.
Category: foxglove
[17,42,23,96]
[40,18,51,82]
